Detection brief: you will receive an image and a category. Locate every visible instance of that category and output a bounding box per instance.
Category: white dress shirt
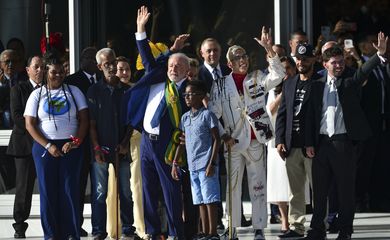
[203,62,222,80]
[29,79,40,88]
[83,71,96,84]
[143,79,186,135]
[320,75,347,136]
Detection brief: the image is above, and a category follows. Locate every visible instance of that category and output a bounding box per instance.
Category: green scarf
[164,80,186,166]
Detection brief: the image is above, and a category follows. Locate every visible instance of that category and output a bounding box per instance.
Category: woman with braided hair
[24,51,89,240]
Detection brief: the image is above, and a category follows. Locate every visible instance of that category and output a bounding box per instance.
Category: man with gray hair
[1,49,27,129]
[123,6,190,240]
[88,48,135,240]
[208,27,285,240]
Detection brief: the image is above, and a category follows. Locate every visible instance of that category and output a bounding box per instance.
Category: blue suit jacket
[123,37,189,158]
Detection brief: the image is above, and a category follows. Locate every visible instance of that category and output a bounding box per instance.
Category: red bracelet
[94,145,110,154]
[70,135,81,146]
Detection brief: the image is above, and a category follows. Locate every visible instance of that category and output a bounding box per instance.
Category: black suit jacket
[64,70,98,96]
[198,64,230,93]
[6,81,34,156]
[0,75,11,115]
[305,54,382,147]
[275,73,321,153]
[0,74,28,129]
[360,62,390,134]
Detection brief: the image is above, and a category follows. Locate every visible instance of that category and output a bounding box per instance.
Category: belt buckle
[149,133,158,141]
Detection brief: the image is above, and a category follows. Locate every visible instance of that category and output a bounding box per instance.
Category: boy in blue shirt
[171,80,221,240]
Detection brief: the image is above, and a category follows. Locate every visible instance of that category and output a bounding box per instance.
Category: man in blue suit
[124,6,190,240]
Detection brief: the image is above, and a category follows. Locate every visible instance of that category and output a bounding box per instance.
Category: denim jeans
[91,159,135,236]
[2,110,11,129]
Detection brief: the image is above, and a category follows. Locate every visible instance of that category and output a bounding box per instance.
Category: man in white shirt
[7,56,43,238]
[125,6,190,240]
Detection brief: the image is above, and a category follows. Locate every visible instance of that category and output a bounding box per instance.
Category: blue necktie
[150,96,166,128]
[212,68,221,80]
[326,78,337,136]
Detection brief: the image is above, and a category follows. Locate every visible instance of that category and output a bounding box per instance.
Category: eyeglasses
[231,54,248,62]
[183,92,202,98]
[102,60,117,70]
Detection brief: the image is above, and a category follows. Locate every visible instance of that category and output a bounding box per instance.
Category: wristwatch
[45,142,52,150]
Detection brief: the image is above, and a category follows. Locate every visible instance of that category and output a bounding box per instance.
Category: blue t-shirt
[180,107,218,171]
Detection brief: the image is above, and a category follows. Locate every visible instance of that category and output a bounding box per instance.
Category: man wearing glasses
[208,27,285,240]
[88,48,135,240]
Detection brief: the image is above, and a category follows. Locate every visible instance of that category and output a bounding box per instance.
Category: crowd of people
[0,5,389,240]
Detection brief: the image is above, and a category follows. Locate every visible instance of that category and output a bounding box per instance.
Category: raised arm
[254,26,276,58]
[373,31,388,56]
[170,34,190,53]
[355,32,388,85]
[137,6,150,36]
[136,6,157,72]
[254,27,285,91]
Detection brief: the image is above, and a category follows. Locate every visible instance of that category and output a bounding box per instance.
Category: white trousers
[225,139,267,229]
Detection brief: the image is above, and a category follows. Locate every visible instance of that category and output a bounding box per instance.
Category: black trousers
[355,135,378,209]
[369,126,390,212]
[310,135,356,236]
[13,155,36,232]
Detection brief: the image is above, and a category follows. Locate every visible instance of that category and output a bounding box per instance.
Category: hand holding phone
[344,39,354,49]
[321,26,331,41]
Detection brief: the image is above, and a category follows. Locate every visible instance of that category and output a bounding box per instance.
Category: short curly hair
[186,80,207,95]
